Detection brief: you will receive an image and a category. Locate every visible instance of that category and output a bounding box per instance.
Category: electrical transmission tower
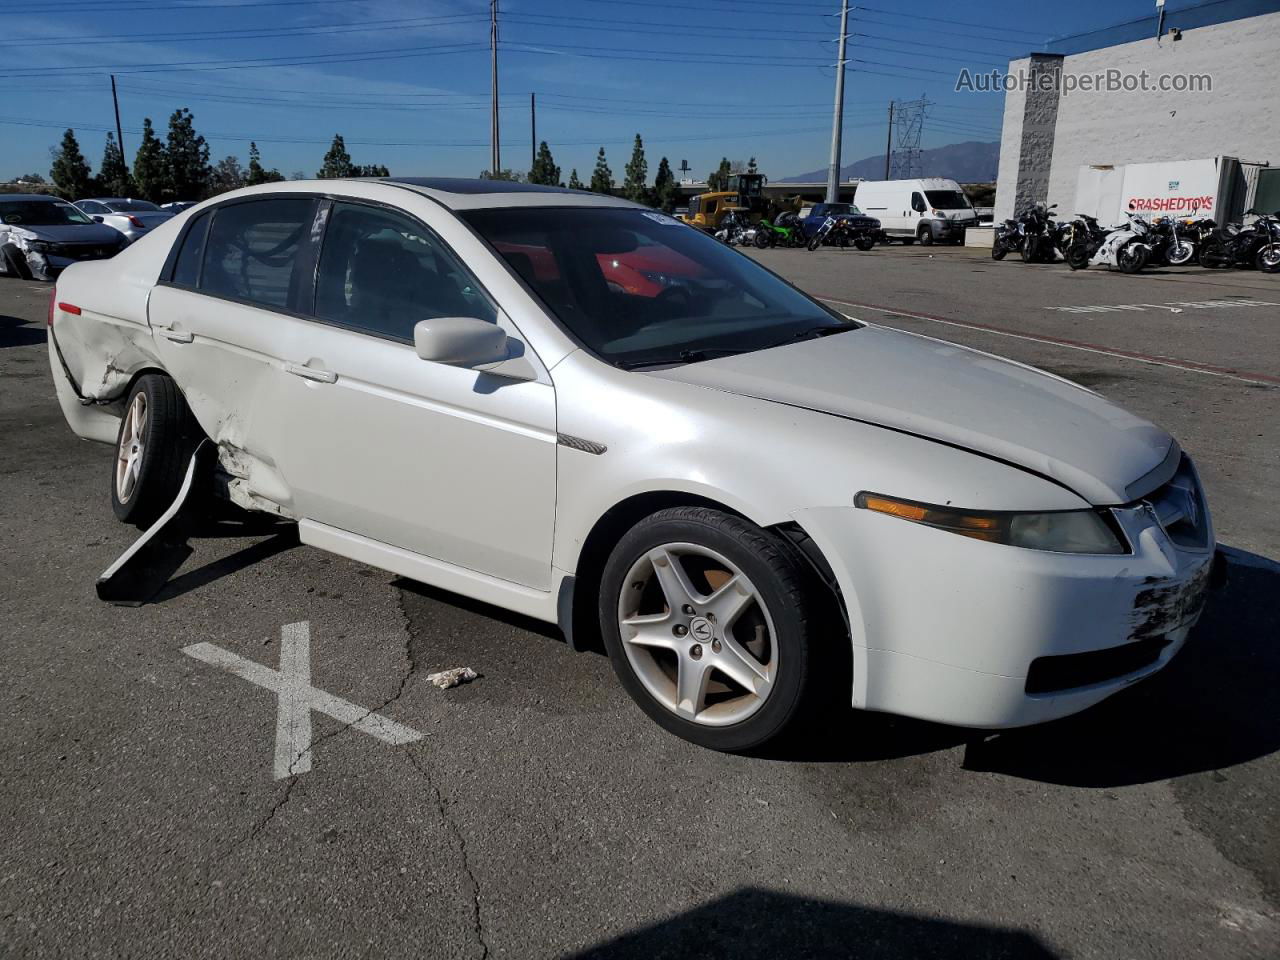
[888,97,930,179]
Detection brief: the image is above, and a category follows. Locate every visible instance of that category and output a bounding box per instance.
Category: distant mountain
[783,140,1000,183]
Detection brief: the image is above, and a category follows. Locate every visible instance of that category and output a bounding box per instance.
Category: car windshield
[0,200,95,226]
[462,206,854,368]
[925,190,972,210]
[103,199,161,212]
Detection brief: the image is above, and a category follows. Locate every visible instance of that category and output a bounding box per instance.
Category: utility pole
[824,0,850,203]
[110,74,127,173]
[490,0,500,175]
[530,92,536,174]
[883,101,894,179]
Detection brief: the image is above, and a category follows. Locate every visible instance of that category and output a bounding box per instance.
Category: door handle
[285,362,337,384]
[161,329,194,343]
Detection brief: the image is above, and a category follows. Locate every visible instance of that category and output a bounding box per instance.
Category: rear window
[105,199,161,212]
[171,211,211,287]
[200,198,317,310]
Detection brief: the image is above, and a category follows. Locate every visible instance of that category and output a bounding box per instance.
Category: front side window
[911,193,927,213]
[200,198,317,310]
[78,201,106,215]
[463,207,852,369]
[314,202,496,341]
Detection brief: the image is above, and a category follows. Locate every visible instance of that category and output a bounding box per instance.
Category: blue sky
[2,0,1176,184]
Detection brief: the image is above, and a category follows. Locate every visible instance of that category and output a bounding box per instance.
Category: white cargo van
[855,178,979,245]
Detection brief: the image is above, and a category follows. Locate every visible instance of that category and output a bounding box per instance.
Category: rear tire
[991,241,1007,261]
[2,245,32,281]
[854,236,874,251]
[110,374,202,528]
[917,226,933,246]
[1257,245,1280,273]
[599,507,834,752]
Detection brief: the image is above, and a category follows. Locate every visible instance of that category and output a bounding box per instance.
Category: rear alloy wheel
[600,507,829,751]
[111,374,202,527]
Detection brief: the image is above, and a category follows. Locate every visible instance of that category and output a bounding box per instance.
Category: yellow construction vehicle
[680,173,769,231]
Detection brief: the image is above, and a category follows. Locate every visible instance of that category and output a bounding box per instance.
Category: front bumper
[794,494,1216,729]
[932,219,977,240]
[22,244,121,280]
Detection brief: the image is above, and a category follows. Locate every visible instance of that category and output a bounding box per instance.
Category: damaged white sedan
[49,178,1220,751]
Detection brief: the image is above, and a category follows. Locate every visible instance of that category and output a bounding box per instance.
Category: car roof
[0,194,67,202]
[375,176,639,211]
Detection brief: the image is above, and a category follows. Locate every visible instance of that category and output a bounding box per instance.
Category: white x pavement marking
[183,621,423,780]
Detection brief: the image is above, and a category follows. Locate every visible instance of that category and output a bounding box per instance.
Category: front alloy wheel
[600,507,831,751]
[1257,245,1280,273]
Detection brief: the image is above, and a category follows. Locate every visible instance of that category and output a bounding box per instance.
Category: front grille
[1145,456,1210,549]
[48,243,116,259]
[1025,635,1171,694]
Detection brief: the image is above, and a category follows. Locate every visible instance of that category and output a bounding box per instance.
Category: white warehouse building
[994,0,1280,225]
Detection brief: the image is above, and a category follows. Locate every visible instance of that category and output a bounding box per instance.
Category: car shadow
[564,888,1057,959]
[961,545,1279,787]
[0,314,45,348]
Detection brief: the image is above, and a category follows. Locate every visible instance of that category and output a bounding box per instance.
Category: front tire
[1257,245,1280,273]
[917,226,933,246]
[111,374,202,527]
[991,240,1007,261]
[1167,241,1196,266]
[806,233,823,252]
[854,236,874,251]
[1117,242,1147,274]
[599,507,828,752]
[2,244,33,281]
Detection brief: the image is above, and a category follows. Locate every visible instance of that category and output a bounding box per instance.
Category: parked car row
[0,193,197,281]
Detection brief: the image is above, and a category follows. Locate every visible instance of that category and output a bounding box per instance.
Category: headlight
[855,492,1128,555]
[24,240,50,252]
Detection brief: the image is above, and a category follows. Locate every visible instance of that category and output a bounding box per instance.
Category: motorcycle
[713,211,751,246]
[991,216,1024,260]
[1088,212,1151,273]
[1200,209,1280,271]
[1147,215,1197,266]
[805,215,876,252]
[1020,202,1059,263]
[755,213,806,249]
[1061,214,1110,271]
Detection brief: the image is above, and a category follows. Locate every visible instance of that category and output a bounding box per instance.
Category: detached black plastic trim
[1025,636,1172,695]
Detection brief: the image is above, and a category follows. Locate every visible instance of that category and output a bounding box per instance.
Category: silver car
[74,198,174,244]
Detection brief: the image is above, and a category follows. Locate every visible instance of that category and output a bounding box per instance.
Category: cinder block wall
[995,10,1280,220]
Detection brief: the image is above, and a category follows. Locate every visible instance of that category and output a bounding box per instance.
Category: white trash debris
[425,666,479,689]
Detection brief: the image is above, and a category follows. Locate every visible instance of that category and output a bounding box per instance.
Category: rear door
[147,195,322,501]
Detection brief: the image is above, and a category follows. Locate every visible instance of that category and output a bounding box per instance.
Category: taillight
[127,215,146,229]
[58,302,82,315]
[48,286,56,326]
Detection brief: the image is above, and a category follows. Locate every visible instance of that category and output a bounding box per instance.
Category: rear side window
[314,202,496,342]
[200,198,317,310]
[171,211,211,287]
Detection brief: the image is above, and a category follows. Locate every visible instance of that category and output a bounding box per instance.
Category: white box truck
[854,178,980,245]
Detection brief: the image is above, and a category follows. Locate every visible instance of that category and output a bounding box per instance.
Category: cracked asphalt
[1,248,1277,959]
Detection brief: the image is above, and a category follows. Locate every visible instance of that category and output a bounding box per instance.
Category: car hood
[19,223,123,244]
[652,324,1173,505]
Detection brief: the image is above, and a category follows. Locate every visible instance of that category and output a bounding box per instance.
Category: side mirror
[414,317,509,368]
[92,216,104,223]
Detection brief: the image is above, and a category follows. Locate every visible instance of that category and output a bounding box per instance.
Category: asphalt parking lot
[2,247,1277,959]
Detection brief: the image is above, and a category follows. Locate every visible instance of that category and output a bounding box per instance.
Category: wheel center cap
[689,617,714,643]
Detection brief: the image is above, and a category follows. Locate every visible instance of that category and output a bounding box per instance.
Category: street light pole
[825,0,850,203]
[490,0,501,175]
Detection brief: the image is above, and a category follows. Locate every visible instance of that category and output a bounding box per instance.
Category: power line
[0,0,382,15]
[857,4,1048,39]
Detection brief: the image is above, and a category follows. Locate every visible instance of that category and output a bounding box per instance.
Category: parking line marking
[818,296,1280,387]
[183,622,423,780]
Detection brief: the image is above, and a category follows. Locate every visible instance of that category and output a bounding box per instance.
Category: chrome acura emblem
[689,617,714,642]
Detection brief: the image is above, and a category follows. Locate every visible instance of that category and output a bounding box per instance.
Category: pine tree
[353,163,390,177]
[209,155,245,194]
[622,134,649,204]
[589,147,613,194]
[318,135,355,179]
[98,132,133,197]
[245,142,266,185]
[567,169,584,190]
[166,108,211,201]
[747,156,758,174]
[479,169,522,181]
[707,157,732,192]
[528,141,560,186]
[653,156,678,212]
[49,129,92,199]
[132,118,168,202]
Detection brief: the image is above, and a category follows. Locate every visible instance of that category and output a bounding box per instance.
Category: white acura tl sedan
[48,178,1217,751]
